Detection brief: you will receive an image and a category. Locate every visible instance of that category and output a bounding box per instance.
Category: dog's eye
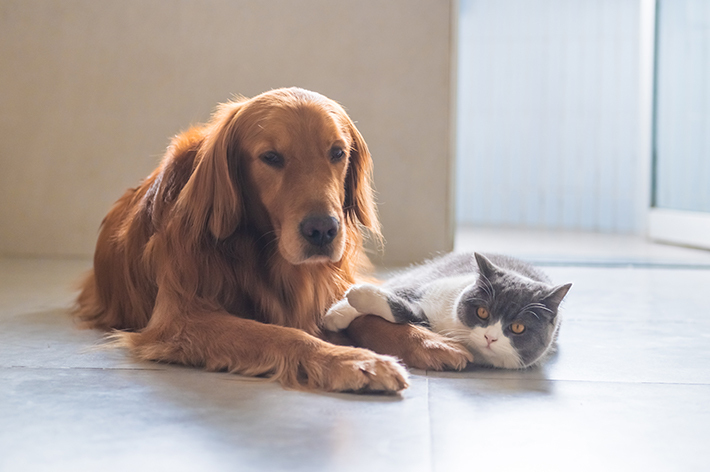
[330,147,346,163]
[260,151,284,168]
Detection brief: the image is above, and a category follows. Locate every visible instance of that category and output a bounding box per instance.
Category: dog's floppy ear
[344,119,381,240]
[175,100,244,240]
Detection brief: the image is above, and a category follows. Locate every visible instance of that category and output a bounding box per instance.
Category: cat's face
[454,254,571,368]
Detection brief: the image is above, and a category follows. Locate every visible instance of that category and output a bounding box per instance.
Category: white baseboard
[649,209,710,250]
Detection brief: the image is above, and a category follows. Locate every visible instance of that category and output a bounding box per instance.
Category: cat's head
[454,253,571,369]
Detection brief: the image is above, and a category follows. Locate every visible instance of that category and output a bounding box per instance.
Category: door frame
[642,0,710,250]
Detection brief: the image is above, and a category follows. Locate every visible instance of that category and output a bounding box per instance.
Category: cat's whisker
[438,327,468,336]
[516,302,553,319]
[477,273,495,300]
[445,330,470,339]
[438,327,471,343]
[467,297,488,305]
[486,279,496,300]
[528,303,553,313]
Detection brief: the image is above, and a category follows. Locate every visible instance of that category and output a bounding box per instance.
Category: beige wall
[0,0,455,265]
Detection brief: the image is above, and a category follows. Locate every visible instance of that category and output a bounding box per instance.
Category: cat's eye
[511,323,525,334]
[476,307,489,320]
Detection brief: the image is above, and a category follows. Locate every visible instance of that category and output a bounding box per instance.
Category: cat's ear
[542,283,572,312]
[474,252,499,279]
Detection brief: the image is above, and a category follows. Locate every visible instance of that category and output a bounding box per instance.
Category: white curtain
[456,0,641,232]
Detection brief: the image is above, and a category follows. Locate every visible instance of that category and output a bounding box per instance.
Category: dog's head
[177,87,380,265]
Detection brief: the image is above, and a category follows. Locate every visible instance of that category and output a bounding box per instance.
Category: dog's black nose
[300,216,339,247]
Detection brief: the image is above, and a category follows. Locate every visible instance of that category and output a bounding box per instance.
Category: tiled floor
[2,228,710,471]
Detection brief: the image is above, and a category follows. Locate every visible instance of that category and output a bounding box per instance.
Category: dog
[74,88,470,393]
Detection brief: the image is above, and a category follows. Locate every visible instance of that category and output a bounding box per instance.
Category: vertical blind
[655,0,710,213]
[456,0,641,232]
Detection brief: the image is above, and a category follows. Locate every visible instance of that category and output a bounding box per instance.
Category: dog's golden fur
[74,88,469,393]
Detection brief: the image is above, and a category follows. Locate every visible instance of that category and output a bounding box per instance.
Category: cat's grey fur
[324,252,572,369]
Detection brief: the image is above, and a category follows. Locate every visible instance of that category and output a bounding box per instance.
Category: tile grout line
[3,366,710,389]
[0,365,167,372]
[414,373,710,388]
[425,371,435,472]
[529,260,710,270]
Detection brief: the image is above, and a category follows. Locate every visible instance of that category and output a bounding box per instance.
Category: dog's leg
[346,315,473,371]
[111,295,408,393]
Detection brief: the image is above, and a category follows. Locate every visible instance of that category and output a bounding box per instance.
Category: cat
[324,252,572,369]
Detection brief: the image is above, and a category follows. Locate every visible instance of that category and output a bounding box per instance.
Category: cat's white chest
[419,275,476,333]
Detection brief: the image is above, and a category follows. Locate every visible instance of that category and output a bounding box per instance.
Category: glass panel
[456,0,640,232]
[654,0,710,212]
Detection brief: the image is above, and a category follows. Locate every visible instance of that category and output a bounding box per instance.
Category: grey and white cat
[324,252,572,369]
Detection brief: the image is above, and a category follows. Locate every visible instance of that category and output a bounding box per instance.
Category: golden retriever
[74,88,470,393]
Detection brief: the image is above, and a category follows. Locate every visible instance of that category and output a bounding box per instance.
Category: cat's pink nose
[485,333,498,345]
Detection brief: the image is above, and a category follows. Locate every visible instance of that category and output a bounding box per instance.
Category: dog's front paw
[346,315,473,371]
[401,327,473,371]
[307,346,409,394]
[323,298,363,331]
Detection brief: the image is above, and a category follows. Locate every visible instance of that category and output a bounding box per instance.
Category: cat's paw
[346,284,396,323]
[323,298,363,331]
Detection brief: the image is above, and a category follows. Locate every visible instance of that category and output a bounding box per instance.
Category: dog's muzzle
[300,215,339,248]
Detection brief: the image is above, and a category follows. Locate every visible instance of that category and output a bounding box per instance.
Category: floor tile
[0,367,431,472]
[0,307,151,370]
[428,377,710,472]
